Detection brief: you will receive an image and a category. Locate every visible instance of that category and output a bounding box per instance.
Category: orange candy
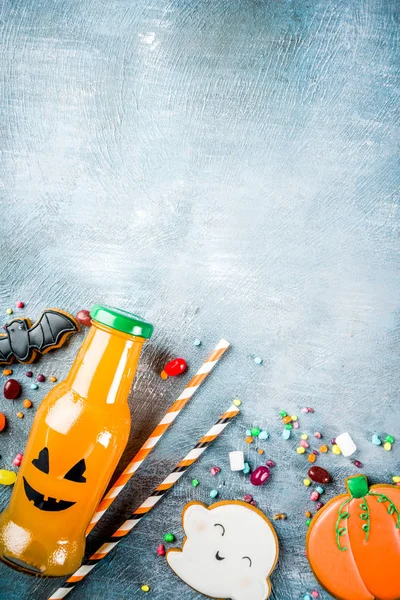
[2,369,12,376]
[245,436,253,444]
[16,412,23,419]
[282,416,292,424]
[23,399,32,409]
[257,449,264,455]
[307,474,400,600]
[308,453,316,463]
[49,376,57,383]
[0,413,6,431]
[305,511,312,518]
[319,445,328,453]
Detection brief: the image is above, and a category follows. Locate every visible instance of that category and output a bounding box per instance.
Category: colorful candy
[335,432,356,457]
[308,466,331,484]
[210,466,220,476]
[157,544,166,556]
[314,432,322,439]
[310,491,320,501]
[163,533,175,542]
[282,429,291,440]
[243,494,253,503]
[266,460,275,468]
[161,358,187,379]
[250,465,270,486]
[308,454,316,463]
[0,413,6,431]
[37,374,45,382]
[16,301,24,309]
[2,369,12,376]
[385,435,394,444]
[13,453,23,467]
[76,309,92,327]
[319,445,328,453]
[242,462,251,474]
[245,436,253,444]
[0,470,17,485]
[296,447,305,454]
[141,585,150,592]
[331,444,341,455]
[251,427,261,437]
[258,430,269,440]
[16,412,23,419]
[371,433,381,445]
[23,399,32,408]
[353,460,362,468]
[49,375,57,383]
[4,379,21,400]
[191,479,199,487]
[303,478,311,487]
[233,398,241,407]
[193,339,202,346]
[254,357,263,365]
[209,489,219,499]
[30,383,38,390]
[384,442,392,451]
[25,371,33,378]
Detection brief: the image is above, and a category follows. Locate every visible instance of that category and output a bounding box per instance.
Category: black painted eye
[214,523,225,536]
[64,459,86,483]
[32,447,49,474]
[215,551,225,561]
[242,556,252,567]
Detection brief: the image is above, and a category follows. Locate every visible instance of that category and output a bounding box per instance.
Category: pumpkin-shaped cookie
[306,474,400,600]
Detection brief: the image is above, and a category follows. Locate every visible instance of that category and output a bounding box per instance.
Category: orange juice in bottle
[0,305,153,576]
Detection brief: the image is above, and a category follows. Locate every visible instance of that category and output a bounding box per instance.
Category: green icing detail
[368,492,400,529]
[359,498,370,541]
[335,498,351,551]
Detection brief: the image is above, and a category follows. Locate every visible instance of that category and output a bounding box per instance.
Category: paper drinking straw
[49,404,239,600]
[86,338,230,535]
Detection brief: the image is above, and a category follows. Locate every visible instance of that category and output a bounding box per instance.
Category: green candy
[163,533,175,542]
[385,435,395,444]
[285,423,293,430]
[191,479,200,487]
[279,411,287,417]
[251,427,261,437]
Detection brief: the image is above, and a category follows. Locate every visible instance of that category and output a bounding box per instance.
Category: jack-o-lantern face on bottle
[23,447,87,512]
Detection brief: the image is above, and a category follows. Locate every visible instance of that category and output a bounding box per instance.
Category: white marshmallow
[229,451,245,471]
[335,432,357,457]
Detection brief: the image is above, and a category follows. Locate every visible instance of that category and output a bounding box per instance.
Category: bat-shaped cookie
[0,309,79,364]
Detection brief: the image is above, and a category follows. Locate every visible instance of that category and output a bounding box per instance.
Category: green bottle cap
[90,305,153,339]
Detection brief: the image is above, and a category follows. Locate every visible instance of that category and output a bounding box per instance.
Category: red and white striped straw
[49,403,239,600]
[85,338,230,535]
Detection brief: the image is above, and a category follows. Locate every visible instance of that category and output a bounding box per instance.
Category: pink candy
[316,502,324,510]
[243,494,253,503]
[13,453,23,467]
[210,466,221,476]
[293,421,299,429]
[250,465,270,487]
[265,460,276,468]
[314,432,322,439]
[312,592,319,598]
[300,440,309,448]
[310,491,320,501]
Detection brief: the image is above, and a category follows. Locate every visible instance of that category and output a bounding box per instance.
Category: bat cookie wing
[0,336,13,364]
[28,309,79,355]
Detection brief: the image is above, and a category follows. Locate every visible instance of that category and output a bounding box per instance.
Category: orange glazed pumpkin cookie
[306,474,400,600]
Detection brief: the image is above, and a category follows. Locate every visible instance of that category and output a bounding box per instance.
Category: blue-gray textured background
[0,0,399,598]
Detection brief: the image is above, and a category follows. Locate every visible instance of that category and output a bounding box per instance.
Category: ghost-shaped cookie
[166,500,279,600]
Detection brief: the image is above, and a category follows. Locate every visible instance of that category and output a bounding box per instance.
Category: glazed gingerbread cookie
[306,474,400,600]
[166,500,279,600]
[0,308,79,364]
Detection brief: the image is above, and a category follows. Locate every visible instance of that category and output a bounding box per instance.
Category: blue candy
[243,462,251,474]
[371,434,381,446]
[209,489,219,499]
[316,486,325,494]
[30,383,38,390]
[259,430,269,440]
[282,429,291,440]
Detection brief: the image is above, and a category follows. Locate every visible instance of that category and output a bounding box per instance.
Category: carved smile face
[23,447,86,512]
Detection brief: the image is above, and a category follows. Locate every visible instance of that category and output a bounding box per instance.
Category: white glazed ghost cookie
[166,500,279,600]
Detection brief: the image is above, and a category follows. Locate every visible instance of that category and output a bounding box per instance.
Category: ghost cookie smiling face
[166,500,279,600]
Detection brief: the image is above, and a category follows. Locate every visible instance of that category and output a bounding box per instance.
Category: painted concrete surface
[0,0,399,598]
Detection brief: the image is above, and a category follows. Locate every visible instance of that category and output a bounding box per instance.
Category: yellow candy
[384,442,392,451]
[303,478,311,486]
[141,585,150,593]
[233,399,241,407]
[296,447,305,454]
[0,470,17,485]
[291,415,298,421]
[5,308,12,315]
[301,434,308,440]
[332,444,341,455]
[392,476,400,483]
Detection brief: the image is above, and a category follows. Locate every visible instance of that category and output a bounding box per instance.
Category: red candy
[13,453,23,467]
[76,309,92,327]
[243,494,253,503]
[210,466,221,476]
[161,358,187,379]
[157,544,166,556]
[16,301,24,309]
[25,371,33,378]
[37,374,45,382]
[250,465,270,487]
[308,466,331,484]
[4,379,21,400]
